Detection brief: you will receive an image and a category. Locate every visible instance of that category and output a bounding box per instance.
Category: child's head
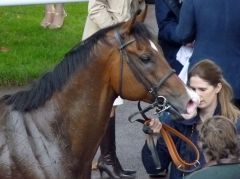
[199,115,240,163]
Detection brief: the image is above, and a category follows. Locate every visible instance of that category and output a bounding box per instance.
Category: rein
[114,30,200,173]
[159,123,200,172]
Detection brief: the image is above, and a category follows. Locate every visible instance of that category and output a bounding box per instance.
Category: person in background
[82,0,145,178]
[155,0,183,74]
[142,59,240,179]
[41,4,66,29]
[186,115,240,179]
[164,0,240,107]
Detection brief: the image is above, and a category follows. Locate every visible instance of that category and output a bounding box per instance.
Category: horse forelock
[131,23,154,43]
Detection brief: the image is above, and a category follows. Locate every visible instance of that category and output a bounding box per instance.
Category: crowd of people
[40,0,240,178]
[145,0,240,178]
[143,0,240,178]
[81,0,240,178]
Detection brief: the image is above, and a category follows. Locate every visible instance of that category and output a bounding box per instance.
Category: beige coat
[82,0,145,40]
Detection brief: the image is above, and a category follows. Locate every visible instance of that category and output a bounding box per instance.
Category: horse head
[109,8,198,115]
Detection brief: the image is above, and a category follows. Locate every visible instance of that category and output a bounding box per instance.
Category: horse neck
[53,49,118,164]
[58,51,116,118]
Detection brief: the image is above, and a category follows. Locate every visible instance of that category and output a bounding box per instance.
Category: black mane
[2,22,153,112]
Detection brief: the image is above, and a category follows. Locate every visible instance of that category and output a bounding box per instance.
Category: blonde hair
[188,59,240,123]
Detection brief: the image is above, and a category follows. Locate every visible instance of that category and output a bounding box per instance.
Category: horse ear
[120,5,148,35]
[136,4,148,23]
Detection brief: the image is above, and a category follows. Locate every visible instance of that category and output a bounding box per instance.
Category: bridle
[114,30,200,173]
[114,30,175,100]
[114,30,181,120]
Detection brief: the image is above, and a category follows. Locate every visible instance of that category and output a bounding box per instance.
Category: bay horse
[0,9,197,179]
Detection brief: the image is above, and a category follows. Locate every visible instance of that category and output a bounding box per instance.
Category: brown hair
[188,59,240,123]
[199,115,240,163]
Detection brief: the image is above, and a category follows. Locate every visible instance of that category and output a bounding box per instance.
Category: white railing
[0,0,88,6]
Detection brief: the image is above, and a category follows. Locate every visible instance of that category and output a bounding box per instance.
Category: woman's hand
[145,118,162,133]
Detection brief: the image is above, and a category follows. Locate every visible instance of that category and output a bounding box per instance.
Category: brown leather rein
[114,30,200,172]
[160,123,200,172]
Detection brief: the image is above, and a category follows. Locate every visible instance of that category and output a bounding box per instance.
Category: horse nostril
[186,99,198,114]
[189,99,194,105]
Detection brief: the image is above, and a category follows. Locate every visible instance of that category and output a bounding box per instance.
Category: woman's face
[189,75,221,109]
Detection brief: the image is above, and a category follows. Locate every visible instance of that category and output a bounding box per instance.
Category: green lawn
[0,3,88,86]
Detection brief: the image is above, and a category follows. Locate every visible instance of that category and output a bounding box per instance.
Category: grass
[0,3,88,86]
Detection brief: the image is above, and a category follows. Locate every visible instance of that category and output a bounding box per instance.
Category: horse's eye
[140,55,151,64]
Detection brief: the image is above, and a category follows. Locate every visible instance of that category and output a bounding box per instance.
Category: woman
[142,59,240,179]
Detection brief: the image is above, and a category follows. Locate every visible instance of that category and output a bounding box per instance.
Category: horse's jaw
[179,88,199,119]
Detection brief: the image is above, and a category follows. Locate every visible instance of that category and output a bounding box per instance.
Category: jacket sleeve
[155,0,181,44]
[88,0,117,28]
[173,0,196,44]
[156,0,196,45]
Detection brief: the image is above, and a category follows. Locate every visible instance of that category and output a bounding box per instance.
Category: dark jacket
[141,106,240,179]
[155,0,183,74]
[168,0,240,99]
[185,163,240,179]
